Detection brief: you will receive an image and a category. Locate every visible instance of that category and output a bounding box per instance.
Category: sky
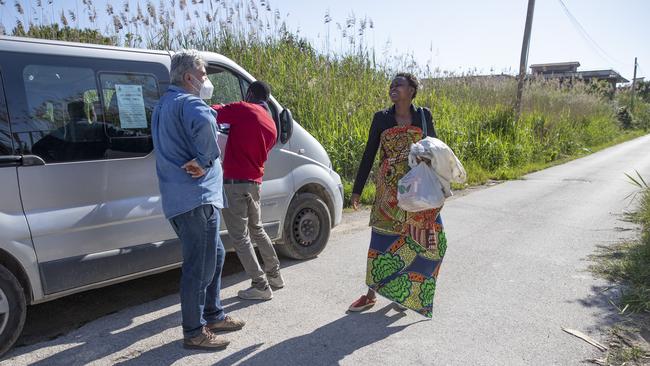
[271,0,648,81]
[1,0,647,81]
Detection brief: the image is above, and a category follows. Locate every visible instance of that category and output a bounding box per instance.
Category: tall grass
[618,173,650,314]
[2,0,648,191]
[588,173,650,364]
[591,172,650,316]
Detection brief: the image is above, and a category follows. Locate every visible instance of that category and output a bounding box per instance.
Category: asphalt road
[3,134,650,365]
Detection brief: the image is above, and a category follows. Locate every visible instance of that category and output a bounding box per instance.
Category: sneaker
[183,326,230,350]
[238,285,273,300]
[267,272,285,289]
[348,295,376,312]
[207,315,246,333]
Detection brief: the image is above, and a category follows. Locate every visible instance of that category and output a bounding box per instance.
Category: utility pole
[630,57,638,113]
[515,0,536,121]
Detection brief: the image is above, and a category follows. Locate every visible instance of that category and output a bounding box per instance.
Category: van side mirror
[279,108,293,144]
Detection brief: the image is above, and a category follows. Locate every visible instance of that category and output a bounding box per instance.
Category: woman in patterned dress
[348,73,446,318]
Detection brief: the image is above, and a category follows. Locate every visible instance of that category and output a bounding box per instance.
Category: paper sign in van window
[115,84,147,129]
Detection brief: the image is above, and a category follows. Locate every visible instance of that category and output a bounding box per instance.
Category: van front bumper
[330,171,344,227]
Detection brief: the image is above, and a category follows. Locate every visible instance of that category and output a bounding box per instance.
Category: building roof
[577,69,629,83]
[528,60,629,84]
[530,61,581,69]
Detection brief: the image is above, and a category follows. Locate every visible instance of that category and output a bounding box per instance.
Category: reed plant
[2,0,648,197]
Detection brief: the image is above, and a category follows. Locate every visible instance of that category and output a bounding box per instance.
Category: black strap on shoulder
[418,107,427,138]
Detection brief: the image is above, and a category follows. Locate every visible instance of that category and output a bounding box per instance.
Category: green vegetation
[593,172,650,314]
[12,23,115,45]
[2,0,649,207]
[591,173,650,365]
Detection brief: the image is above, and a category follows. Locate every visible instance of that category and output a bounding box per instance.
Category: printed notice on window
[115,84,147,129]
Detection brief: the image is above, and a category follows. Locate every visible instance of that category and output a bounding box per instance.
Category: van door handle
[298,148,305,155]
[0,155,46,167]
[21,155,46,166]
[0,155,22,167]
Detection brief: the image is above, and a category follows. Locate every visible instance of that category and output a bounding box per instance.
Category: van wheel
[0,265,26,357]
[277,193,331,260]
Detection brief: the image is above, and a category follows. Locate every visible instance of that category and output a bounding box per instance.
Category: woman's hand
[416,156,431,166]
[351,193,361,210]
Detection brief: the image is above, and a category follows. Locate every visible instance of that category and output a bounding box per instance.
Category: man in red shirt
[212,81,283,300]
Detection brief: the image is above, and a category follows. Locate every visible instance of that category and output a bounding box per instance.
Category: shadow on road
[11,292,182,365]
[5,254,302,365]
[15,253,234,348]
[111,304,423,366]
[14,253,305,348]
[574,241,648,337]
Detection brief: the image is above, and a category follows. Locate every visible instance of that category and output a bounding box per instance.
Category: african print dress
[366,125,446,318]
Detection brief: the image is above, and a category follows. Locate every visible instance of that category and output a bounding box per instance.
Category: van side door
[4,49,178,296]
[0,69,35,290]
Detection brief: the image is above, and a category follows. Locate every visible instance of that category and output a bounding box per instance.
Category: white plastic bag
[408,137,467,198]
[397,162,445,212]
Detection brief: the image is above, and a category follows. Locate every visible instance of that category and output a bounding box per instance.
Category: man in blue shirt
[152,50,245,350]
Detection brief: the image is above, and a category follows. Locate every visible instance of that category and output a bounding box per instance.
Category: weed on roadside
[589,173,650,365]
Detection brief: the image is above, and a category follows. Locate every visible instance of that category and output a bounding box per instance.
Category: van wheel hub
[0,289,9,335]
[293,208,320,246]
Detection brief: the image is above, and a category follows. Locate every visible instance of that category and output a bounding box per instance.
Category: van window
[99,72,159,158]
[22,65,106,163]
[240,78,251,96]
[237,77,280,122]
[0,72,12,155]
[208,70,243,105]
[207,68,280,139]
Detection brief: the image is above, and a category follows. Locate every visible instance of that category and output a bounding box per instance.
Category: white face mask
[190,74,214,100]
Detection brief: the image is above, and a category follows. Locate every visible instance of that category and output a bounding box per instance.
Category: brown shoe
[183,326,230,350]
[207,315,246,333]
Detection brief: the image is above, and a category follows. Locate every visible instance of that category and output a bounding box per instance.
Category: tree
[635,80,650,104]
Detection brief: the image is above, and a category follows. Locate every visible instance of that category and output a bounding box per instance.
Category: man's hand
[181,159,206,178]
[351,193,361,210]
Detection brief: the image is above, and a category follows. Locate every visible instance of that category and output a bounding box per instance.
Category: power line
[636,62,646,79]
[557,0,626,68]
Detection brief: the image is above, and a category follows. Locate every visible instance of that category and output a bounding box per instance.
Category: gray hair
[170,50,205,86]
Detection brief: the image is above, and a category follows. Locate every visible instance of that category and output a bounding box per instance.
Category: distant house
[529,61,629,92]
[421,73,516,88]
[530,61,581,76]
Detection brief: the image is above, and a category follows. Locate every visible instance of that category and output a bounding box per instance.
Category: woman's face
[389,77,414,103]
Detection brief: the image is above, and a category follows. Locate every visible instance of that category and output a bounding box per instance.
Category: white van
[0,36,343,355]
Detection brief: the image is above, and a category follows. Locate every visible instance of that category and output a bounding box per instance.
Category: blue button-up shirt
[152,85,224,219]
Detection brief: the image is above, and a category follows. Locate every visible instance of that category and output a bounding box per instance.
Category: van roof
[0,35,172,56]
[0,35,259,99]
[0,36,243,73]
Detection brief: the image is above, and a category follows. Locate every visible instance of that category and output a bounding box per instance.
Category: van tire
[0,265,26,357]
[277,193,331,260]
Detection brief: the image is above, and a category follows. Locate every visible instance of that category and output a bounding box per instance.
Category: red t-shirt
[211,101,277,183]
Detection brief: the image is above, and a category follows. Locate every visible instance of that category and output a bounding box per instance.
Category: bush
[617,107,634,129]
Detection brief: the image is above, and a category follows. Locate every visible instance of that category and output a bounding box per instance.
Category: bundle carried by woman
[397,137,466,212]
